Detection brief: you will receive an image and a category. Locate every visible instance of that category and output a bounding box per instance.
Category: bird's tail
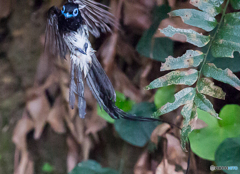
[85,55,165,121]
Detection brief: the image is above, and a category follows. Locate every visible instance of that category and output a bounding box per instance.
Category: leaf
[152,88,196,117]
[202,63,240,91]
[189,105,240,160]
[230,0,240,10]
[145,69,198,90]
[215,137,240,174]
[154,85,176,108]
[169,9,217,31]
[181,103,197,150]
[97,91,135,123]
[160,50,204,71]
[181,102,198,127]
[208,51,240,72]
[197,78,226,99]
[212,12,240,57]
[190,0,223,16]
[42,163,54,172]
[69,160,119,174]
[136,5,173,61]
[114,102,159,147]
[160,25,210,47]
[194,93,219,118]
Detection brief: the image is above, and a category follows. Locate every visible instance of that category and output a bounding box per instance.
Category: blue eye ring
[61,5,65,13]
[73,8,78,17]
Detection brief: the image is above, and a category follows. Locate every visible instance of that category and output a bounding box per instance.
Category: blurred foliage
[42,163,54,173]
[189,105,240,160]
[215,137,240,174]
[154,85,175,108]
[97,91,135,123]
[69,160,118,174]
[114,102,159,147]
[136,4,173,61]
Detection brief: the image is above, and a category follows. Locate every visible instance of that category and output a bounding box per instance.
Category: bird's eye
[61,5,65,13]
[73,8,78,17]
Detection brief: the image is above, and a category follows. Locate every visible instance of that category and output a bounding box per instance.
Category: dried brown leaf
[166,133,188,170]
[26,93,51,139]
[156,159,184,174]
[134,151,153,174]
[151,123,171,145]
[0,0,11,19]
[47,97,66,134]
[67,136,79,172]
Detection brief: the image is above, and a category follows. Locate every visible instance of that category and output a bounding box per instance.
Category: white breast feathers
[63,26,95,77]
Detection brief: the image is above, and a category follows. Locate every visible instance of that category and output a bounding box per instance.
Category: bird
[44,0,157,121]
[44,1,190,172]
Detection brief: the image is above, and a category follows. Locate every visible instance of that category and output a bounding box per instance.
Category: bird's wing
[68,0,116,37]
[45,6,68,59]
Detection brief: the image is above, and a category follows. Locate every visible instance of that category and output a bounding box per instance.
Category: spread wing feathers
[68,0,116,37]
[69,60,87,118]
[45,6,68,59]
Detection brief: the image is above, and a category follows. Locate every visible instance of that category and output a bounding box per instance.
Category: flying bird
[44,0,152,120]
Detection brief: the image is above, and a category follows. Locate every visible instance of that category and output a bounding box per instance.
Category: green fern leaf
[197,78,226,99]
[190,0,223,16]
[212,12,240,57]
[145,69,198,90]
[160,26,210,47]
[152,88,196,117]
[194,93,219,118]
[160,50,204,71]
[169,9,217,31]
[202,63,240,91]
[230,0,240,9]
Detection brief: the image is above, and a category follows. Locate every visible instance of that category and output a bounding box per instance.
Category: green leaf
[202,63,240,91]
[181,125,192,151]
[215,137,240,174]
[189,105,240,160]
[194,93,219,118]
[152,87,196,117]
[154,85,176,108]
[160,50,204,71]
[181,103,197,150]
[136,5,173,61]
[145,69,198,90]
[230,0,240,9]
[114,102,159,147]
[69,160,119,174]
[160,25,210,47]
[169,9,217,31]
[190,0,223,16]
[206,47,240,72]
[181,102,198,127]
[197,78,226,99]
[42,163,54,172]
[212,12,240,57]
[97,91,135,123]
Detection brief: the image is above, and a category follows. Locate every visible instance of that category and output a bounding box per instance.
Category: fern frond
[146,0,240,149]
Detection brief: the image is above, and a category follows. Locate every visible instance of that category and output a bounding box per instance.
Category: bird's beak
[78,48,86,55]
[62,12,72,18]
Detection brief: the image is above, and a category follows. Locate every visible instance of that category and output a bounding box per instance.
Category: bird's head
[61,3,80,19]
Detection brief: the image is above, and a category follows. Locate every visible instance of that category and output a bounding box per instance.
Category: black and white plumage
[44,1,164,121]
[44,1,170,122]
